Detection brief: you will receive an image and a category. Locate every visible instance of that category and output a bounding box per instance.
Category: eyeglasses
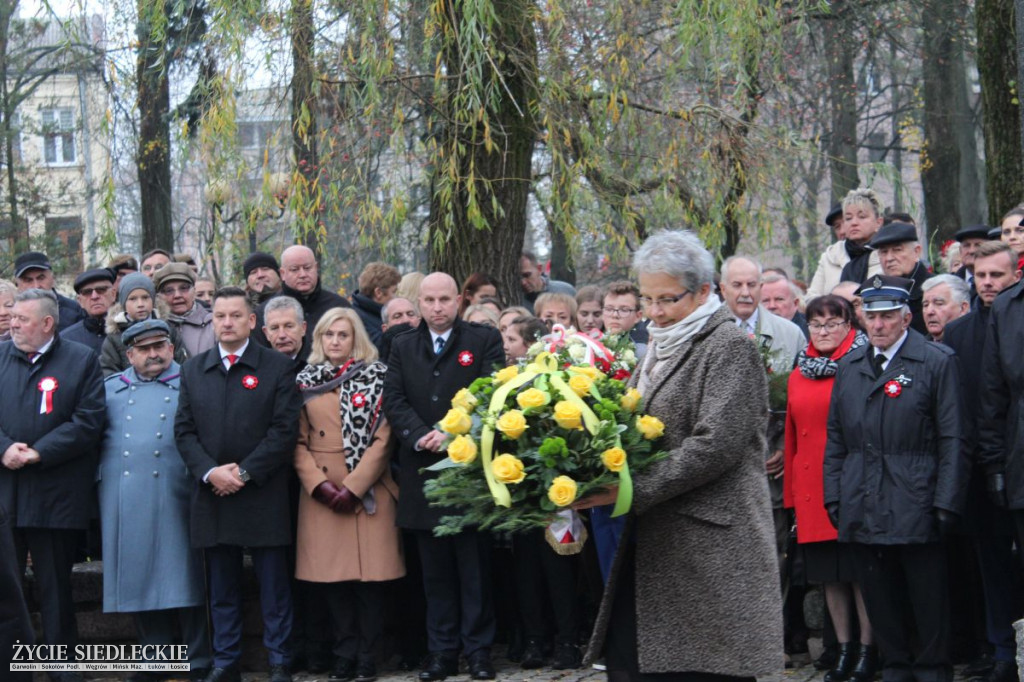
[602,307,638,317]
[160,284,192,296]
[808,320,848,333]
[79,285,112,297]
[639,290,691,308]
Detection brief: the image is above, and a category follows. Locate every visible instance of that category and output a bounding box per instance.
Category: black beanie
[243,252,279,279]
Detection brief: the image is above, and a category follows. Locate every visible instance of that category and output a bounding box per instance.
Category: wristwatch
[238,468,251,483]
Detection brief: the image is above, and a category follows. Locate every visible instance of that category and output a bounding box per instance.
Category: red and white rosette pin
[883,380,902,398]
[457,350,474,367]
[352,393,367,408]
[242,375,259,390]
[38,376,58,414]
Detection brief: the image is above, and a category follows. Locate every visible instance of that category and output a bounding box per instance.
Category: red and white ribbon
[38,377,58,415]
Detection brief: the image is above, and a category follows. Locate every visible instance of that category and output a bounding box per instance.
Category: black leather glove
[934,508,959,535]
[987,473,1008,509]
[825,502,839,530]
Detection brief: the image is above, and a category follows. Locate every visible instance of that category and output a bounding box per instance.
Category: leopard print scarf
[297,359,387,472]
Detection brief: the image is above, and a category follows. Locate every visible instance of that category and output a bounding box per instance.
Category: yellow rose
[517,388,551,410]
[439,407,472,435]
[447,435,478,464]
[620,388,642,413]
[601,447,627,472]
[571,365,603,381]
[496,410,528,439]
[452,388,478,412]
[567,374,593,397]
[637,414,665,440]
[552,401,583,430]
[547,475,578,507]
[494,366,519,384]
[491,454,526,484]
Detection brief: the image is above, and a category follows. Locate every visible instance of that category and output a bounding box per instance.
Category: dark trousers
[0,507,34,681]
[853,543,951,682]
[512,530,578,643]
[414,529,495,656]
[322,581,388,663]
[590,505,625,583]
[206,545,293,668]
[287,470,331,667]
[13,527,80,651]
[974,532,1021,662]
[135,606,213,669]
[606,542,754,682]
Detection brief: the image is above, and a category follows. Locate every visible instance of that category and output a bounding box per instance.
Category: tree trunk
[548,220,575,285]
[1017,0,1024,171]
[979,0,1024,223]
[824,2,860,203]
[0,0,24,249]
[136,0,174,253]
[427,0,538,305]
[921,0,966,244]
[291,0,321,254]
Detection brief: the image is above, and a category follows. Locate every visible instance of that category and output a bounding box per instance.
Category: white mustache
[737,296,755,304]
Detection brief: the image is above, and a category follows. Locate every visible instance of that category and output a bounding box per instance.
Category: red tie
[26,352,38,363]
[227,354,239,367]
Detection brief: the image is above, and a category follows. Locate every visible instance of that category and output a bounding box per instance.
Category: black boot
[849,644,878,682]
[824,643,859,682]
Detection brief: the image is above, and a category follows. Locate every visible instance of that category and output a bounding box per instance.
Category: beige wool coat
[586,305,785,676]
[293,389,405,583]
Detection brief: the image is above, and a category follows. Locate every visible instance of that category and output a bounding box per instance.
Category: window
[41,108,75,165]
[238,120,286,163]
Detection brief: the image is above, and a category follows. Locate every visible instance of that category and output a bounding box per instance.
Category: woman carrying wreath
[580,230,783,681]
[294,307,404,682]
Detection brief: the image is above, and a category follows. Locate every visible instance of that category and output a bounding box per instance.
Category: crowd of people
[2,185,1024,682]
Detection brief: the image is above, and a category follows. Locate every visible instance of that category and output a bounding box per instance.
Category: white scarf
[646,294,722,361]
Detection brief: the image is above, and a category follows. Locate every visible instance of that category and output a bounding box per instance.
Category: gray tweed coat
[585,305,785,676]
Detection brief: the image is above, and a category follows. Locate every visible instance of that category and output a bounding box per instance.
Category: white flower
[567,343,587,362]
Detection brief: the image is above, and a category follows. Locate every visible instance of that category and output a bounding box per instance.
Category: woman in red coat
[785,295,875,682]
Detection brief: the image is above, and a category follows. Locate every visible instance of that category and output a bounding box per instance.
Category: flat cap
[856,274,914,312]
[955,225,991,242]
[73,268,116,293]
[153,263,196,290]
[122,318,171,348]
[14,252,51,278]
[868,221,919,249]
[825,203,843,227]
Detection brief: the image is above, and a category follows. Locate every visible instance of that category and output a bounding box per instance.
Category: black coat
[903,260,932,336]
[56,292,86,332]
[383,319,504,530]
[823,329,968,544]
[943,307,1011,533]
[0,336,105,528]
[979,281,1024,508]
[174,341,303,547]
[254,280,351,350]
[350,291,384,350]
[60,315,106,355]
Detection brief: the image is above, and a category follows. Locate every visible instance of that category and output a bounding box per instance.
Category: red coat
[784,329,859,543]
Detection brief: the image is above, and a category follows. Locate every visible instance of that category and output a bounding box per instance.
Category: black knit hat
[243,252,279,279]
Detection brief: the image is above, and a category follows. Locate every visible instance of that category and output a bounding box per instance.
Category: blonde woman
[294,307,403,682]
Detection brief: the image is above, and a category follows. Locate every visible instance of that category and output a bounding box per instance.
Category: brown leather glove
[312,480,344,507]
[329,485,361,514]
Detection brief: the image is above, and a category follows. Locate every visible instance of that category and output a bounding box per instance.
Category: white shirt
[735,308,760,336]
[218,340,250,371]
[873,330,909,372]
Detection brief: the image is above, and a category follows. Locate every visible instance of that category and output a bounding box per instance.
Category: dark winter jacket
[824,329,968,543]
[349,290,384,350]
[99,301,188,377]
